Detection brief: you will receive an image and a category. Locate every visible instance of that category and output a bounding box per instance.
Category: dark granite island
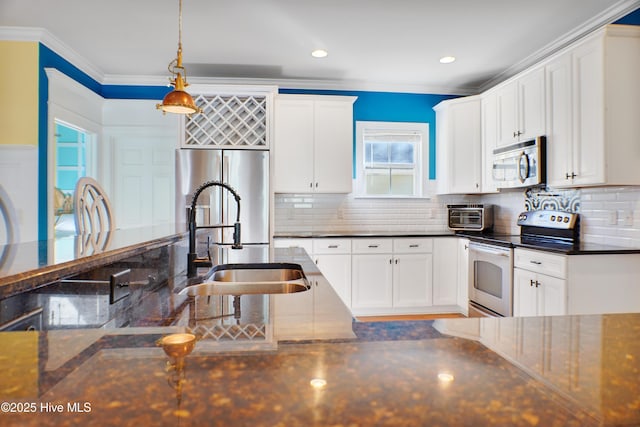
[0,230,639,426]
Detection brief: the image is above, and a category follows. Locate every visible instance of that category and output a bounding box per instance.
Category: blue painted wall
[614,7,640,25]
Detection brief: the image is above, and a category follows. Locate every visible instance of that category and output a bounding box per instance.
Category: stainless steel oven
[468,242,513,317]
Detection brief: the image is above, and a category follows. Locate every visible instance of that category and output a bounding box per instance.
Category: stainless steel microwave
[492,136,546,188]
[447,204,493,231]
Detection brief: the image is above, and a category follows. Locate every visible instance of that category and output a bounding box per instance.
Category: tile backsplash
[579,186,640,247]
[274,193,450,234]
[274,186,640,247]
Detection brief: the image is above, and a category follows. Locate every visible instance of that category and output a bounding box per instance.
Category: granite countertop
[1,312,639,426]
[0,224,186,298]
[2,232,639,425]
[457,232,640,255]
[274,231,456,239]
[274,230,640,254]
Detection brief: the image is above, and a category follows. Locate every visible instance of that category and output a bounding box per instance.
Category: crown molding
[103,74,475,96]
[479,0,640,92]
[0,26,104,83]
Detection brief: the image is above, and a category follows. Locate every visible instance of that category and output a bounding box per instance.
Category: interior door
[112,134,175,229]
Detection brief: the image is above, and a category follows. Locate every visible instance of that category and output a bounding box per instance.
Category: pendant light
[157,0,202,115]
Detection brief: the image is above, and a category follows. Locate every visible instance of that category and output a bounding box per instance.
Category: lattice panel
[184,94,268,147]
[187,323,267,341]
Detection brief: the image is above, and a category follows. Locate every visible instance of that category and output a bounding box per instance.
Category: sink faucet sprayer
[187,180,242,277]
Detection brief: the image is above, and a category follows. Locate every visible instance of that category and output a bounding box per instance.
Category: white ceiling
[1,0,638,94]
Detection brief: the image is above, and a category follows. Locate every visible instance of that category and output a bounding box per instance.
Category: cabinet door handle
[389,259,392,264]
[395,259,398,264]
[530,279,535,287]
[368,244,379,248]
[535,280,541,288]
[530,260,542,265]
[309,182,313,188]
[315,182,319,188]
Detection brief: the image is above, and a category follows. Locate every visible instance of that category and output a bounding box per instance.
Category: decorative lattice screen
[183,94,268,147]
[187,322,267,341]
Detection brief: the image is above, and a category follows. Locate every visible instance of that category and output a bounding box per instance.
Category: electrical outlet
[623,210,634,227]
[608,211,618,225]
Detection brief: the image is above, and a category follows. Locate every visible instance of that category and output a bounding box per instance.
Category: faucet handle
[232,222,243,250]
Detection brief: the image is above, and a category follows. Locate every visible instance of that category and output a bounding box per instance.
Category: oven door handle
[469,244,510,257]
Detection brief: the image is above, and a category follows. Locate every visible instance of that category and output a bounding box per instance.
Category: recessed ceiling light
[311,49,328,58]
[439,56,456,64]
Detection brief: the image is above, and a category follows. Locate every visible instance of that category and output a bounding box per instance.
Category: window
[355,121,429,198]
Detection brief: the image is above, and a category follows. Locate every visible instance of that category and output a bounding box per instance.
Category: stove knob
[564,217,570,223]
[550,215,556,221]
[557,216,563,222]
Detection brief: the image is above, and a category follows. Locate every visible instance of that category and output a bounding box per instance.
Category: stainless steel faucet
[187,180,242,277]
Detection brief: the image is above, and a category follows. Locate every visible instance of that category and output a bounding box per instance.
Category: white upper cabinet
[435,96,482,194]
[546,25,640,188]
[481,92,498,193]
[273,94,356,193]
[495,67,546,146]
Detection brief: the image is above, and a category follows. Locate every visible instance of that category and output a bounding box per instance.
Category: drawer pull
[368,244,379,248]
[328,245,339,249]
[530,260,542,265]
[409,244,419,248]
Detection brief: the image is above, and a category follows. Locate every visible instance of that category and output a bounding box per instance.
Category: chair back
[0,184,20,268]
[74,177,115,236]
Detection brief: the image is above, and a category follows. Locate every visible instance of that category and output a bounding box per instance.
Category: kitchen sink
[179,263,310,296]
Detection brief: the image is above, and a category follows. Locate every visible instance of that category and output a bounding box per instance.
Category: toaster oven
[447,204,494,231]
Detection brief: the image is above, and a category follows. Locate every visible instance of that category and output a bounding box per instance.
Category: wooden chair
[73,177,115,254]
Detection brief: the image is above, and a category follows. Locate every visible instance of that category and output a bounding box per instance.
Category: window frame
[355,121,430,198]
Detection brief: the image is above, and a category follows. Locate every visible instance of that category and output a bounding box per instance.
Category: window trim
[355,121,430,198]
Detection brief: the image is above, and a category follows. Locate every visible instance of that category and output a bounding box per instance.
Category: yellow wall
[0,41,38,146]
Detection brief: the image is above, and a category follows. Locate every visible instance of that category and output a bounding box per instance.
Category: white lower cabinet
[514,268,566,317]
[276,236,468,316]
[351,238,443,316]
[514,247,640,316]
[393,253,433,307]
[432,238,459,306]
[352,253,394,310]
[313,239,352,307]
[456,238,470,313]
[514,248,568,317]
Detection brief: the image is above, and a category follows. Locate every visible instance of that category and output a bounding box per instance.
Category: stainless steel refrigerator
[175,149,269,248]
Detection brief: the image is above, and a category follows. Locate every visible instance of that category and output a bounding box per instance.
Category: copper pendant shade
[156,0,202,115]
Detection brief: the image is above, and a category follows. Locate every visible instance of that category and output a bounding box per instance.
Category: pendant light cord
[178,0,183,52]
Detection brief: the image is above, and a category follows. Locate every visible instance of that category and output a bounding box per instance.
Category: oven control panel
[517,210,578,229]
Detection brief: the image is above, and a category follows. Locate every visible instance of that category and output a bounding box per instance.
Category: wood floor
[356,313,465,322]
